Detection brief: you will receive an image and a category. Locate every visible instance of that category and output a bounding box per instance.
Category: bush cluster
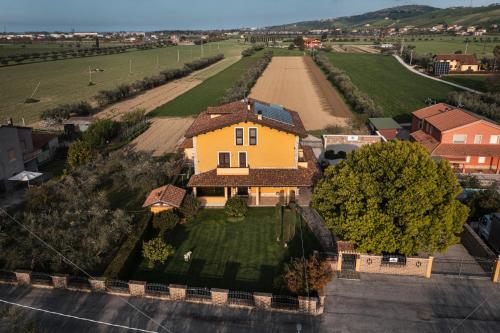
[447,91,500,122]
[224,197,248,218]
[95,54,224,107]
[41,101,93,123]
[241,43,265,57]
[313,53,383,117]
[221,51,273,103]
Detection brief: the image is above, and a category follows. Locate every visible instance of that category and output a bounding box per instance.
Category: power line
[0,298,159,333]
[0,208,173,333]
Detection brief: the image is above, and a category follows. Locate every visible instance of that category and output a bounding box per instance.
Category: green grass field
[0,40,245,124]
[324,53,458,121]
[130,208,321,292]
[0,41,126,57]
[443,75,498,93]
[150,51,265,118]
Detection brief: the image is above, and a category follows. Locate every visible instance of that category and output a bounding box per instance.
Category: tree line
[241,43,265,57]
[313,53,383,117]
[41,54,225,123]
[221,51,273,103]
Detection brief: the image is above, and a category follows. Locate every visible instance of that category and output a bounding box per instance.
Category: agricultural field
[0,40,126,57]
[324,52,458,121]
[250,56,351,130]
[0,40,245,124]
[443,75,498,93]
[150,50,265,117]
[408,38,497,58]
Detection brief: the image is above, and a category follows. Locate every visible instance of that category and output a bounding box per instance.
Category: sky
[0,0,497,32]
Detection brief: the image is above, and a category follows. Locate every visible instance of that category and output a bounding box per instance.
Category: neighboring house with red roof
[410,103,500,173]
[433,54,480,73]
[143,184,187,214]
[304,38,322,49]
[180,99,320,207]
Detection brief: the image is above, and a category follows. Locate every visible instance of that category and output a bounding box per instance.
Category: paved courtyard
[1,274,499,332]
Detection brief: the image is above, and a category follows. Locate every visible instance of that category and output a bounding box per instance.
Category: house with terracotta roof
[410,103,500,173]
[179,99,320,207]
[143,184,187,214]
[433,54,480,74]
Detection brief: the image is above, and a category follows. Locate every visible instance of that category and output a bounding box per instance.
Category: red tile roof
[434,54,480,65]
[425,109,479,132]
[410,130,440,152]
[412,103,454,119]
[179,138,193,149]
[32,132,58,150]
[432,144,500,157]
[184,100,307,139]
[142,184,186,208]
[206,101,248,114]
[188,146,320,187]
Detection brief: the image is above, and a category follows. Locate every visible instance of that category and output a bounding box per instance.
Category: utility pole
[88,66,92,84]
[400,38,405,56]
[129,59,132,74]
[409,50,414,66]
[178,49,180,62]
[156,55,159,69]
[201,40,204,57]
[465,42,469,55]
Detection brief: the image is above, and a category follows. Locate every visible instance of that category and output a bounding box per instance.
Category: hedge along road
[0,40,245,125]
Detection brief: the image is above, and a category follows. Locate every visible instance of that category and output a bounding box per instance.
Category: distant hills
[267,4,500,30]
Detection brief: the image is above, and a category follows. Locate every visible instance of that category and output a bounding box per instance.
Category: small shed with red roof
[143,184,187,214]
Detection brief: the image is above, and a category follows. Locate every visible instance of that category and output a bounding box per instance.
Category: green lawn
[324,52,458,121]
[443,75,498,93]
[150,51,265,118]
[0,40,245,124]
[409,39,496,58]
[130,208,322,292]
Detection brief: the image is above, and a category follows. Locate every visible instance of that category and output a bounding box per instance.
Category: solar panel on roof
[253,102,294,126]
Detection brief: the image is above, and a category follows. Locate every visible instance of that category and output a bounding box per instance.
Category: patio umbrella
[9,171,43,188]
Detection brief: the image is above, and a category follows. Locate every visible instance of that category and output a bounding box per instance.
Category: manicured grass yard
[130,208,322,292]
[443,75,498,93]
[150,51,266,118]
[324,53,458,121]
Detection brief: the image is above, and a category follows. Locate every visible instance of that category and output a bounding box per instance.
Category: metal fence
[146,283,170,296]
[68,276,91,289]
[106,279,129,292]
[271,295,299,310]
[432,257,495,278]
[228,290,255,306]
[186,287,211,301]
[0,270,16,282]
[30,272,53,286]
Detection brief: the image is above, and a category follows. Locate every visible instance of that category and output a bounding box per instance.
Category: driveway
[2,274,500,333]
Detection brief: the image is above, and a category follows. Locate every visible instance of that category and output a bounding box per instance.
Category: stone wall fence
[0,271,324,315]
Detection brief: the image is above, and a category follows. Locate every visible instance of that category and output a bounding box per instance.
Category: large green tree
[312,141,468,255]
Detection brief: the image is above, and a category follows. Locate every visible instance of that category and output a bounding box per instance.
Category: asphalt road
[1,274,499,333]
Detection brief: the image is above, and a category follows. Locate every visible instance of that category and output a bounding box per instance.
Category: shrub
[121,109,146,126]
[67,140,93,169]
[152,210,180,231]
[83,119,119,148]
[142,236,175,268]
[179,194,200,220]
[284,253,334,294]
[224,197,248,218]
[41,101,94,122]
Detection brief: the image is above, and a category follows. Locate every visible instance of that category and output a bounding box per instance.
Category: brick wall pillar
[211,288,229,305]
[129,280,146,296]
[337,253,342,271]
[51,274,68,288]
[298,296,318,314]
[254,292,272,309]
[492,256,500,283]
[89,277,106,292]
[15,270,31,285]
[355,256,361,272]
[169,284,187,300]
[426,256,434,278]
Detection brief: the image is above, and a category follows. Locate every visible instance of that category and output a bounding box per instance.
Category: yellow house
[434,54,480,72]
[180,100,320,207]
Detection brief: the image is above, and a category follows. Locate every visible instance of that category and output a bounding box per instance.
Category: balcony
[216,166,249,176]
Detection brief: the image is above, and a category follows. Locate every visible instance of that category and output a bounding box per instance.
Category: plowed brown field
[249,56,351,130]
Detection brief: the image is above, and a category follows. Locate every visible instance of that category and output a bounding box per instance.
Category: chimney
[257,110,262,120]
[7,118,13,126]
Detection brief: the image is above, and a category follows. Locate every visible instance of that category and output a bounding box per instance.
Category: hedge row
[221,51,273,104]
[447,91,500,122]
[313,53,383,117]
[103,213,153,279]
[95,54,224,107]
[241,43,265,57]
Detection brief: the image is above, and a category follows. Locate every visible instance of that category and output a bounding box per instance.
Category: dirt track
[95,56,240,121]
[129,117,194,156]
[249,56,350,130]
